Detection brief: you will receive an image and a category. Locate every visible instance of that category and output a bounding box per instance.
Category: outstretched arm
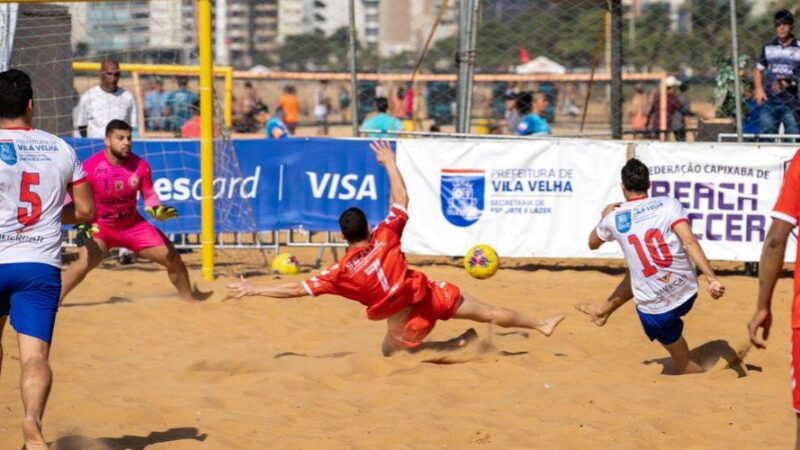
[227,276,308,299]
[748,219,793,349]
[673,221,725,299]
[370,140,408,209]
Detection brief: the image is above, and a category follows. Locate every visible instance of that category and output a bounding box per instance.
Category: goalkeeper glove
[74,223,99,247]
[145,205,178,221]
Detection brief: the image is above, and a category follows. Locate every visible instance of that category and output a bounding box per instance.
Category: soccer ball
[271,253,299,275]
[464,245,499,280]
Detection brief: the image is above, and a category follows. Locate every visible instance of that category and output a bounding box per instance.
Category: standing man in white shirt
[0,69,94,449]
[75,58,137,138]
[576,159,726,374]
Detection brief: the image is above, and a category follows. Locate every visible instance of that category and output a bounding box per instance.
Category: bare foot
[536,315,565,337]
[22,417,47,450]
[574,303,609,326]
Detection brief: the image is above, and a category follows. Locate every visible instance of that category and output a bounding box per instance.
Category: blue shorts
[0,263,61,344]
[636,294,697,346]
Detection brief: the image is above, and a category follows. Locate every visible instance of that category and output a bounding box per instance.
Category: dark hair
[177,77,189,87]
[339,207,369,242]
[621,158,650,193]
[105,119,132,136]
[0,69,33,119]
[679,82,690,93]
[375,96,389,112]
[515,91,532,113]
[775,9,794,26]
[253,101,269,114]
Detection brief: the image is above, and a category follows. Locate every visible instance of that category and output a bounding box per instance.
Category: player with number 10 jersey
[578,159,726,374]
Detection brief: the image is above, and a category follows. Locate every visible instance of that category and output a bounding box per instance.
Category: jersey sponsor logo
[129,174,140,188]
[656,272,672,284]
[441,169,484,227]
[615,210,632,233]
[0,141,17,166]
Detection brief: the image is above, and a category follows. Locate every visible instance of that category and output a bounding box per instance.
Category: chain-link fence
[26,1,800,141]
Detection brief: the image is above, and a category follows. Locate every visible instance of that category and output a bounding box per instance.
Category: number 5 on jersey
[17,172,41,227]
[628,228,673,277]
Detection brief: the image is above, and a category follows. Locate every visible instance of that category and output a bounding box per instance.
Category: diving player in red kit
[228,140,563,355]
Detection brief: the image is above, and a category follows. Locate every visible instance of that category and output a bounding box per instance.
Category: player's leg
[60,237,109,302]
[18,333,51,449]
[382,306,478,356]
[454,293,564,336]
[137,242,195,300]
[10,263,61,449]
[0,315,6,376]
[662,336,703,374]
[575,270,633,326]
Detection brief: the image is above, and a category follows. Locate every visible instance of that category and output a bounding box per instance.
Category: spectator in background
[754,9,800,138]
[361,97,402,138]
[144,77,169,131]
[647,76,682,139]
[504,93,521,133]
[167,77,198,133]
[338,86,351,122]
[391,85,406,119]
[629,83,649,137]
[75,58,136,137]
[253,103,289,140]
[670,82,696,141]
[744,81,762,136]
[236,81,260,123]
[404,83,415,119]
[180,99,201,138]
[277,85,300,134]
[314,80,331,135]
[516,92,551,136]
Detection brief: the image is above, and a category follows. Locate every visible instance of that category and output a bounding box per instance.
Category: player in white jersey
[0,69,94,449]
[576,159,725,374]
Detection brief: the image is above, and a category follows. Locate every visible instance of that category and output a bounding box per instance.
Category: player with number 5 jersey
[577,158,726,374]
[0,69,95,450]
[228,140,564,355]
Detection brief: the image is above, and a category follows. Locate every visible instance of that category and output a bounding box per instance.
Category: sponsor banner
[396,138,628,257]
[635,142,798,261]
[66,138,389,233]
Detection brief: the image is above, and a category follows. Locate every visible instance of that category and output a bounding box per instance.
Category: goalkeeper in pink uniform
[61,120,207,301]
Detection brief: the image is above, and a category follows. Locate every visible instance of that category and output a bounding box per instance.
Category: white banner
[396,138,628,258]
[635,142,798,261]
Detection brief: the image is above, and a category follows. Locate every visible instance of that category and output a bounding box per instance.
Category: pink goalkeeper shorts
[93,219,169,253]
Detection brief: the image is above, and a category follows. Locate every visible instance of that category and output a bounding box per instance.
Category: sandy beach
[0,251,794,449]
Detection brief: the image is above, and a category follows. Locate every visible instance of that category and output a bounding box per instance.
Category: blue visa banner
[65,138,390,233]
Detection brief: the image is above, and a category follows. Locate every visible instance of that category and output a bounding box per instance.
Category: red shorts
[389,281,462,349]
[94,220,169,253]
[792,329,800,413]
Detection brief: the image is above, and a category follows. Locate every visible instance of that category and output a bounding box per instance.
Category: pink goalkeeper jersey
[83,151,160,229]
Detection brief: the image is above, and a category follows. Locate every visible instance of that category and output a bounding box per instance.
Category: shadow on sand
[50,427,207,450]
[642,339,755,378]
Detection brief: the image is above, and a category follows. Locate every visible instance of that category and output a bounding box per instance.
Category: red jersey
[301,204,429,320]
[772,150,800,328]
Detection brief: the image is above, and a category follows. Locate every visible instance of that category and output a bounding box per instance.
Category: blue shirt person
[167,77,199,131]
[361,96,402,138]
[253,103,289,139]
[143,78,169,130]
[515,92,551,136]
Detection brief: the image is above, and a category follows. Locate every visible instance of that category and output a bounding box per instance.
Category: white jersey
[596,196,698,314]
[0,128,86,267]
[75,85,136,138]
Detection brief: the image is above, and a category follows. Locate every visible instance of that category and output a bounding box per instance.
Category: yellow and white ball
[463,244,499,280]
[271,252,299,275]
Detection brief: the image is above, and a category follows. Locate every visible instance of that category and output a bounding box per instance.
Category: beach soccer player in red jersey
[60,119,209,302]
[748,149,800,447]
[228,140,564,355]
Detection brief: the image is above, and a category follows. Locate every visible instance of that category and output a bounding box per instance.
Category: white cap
[666,76,680,87]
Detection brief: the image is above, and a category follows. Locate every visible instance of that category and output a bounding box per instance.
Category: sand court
[0,252,794,449]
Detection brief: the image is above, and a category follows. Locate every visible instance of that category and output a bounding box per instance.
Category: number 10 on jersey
[628,229,673,277]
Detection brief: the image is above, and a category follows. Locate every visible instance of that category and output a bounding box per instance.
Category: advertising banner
[396,139,628,257]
